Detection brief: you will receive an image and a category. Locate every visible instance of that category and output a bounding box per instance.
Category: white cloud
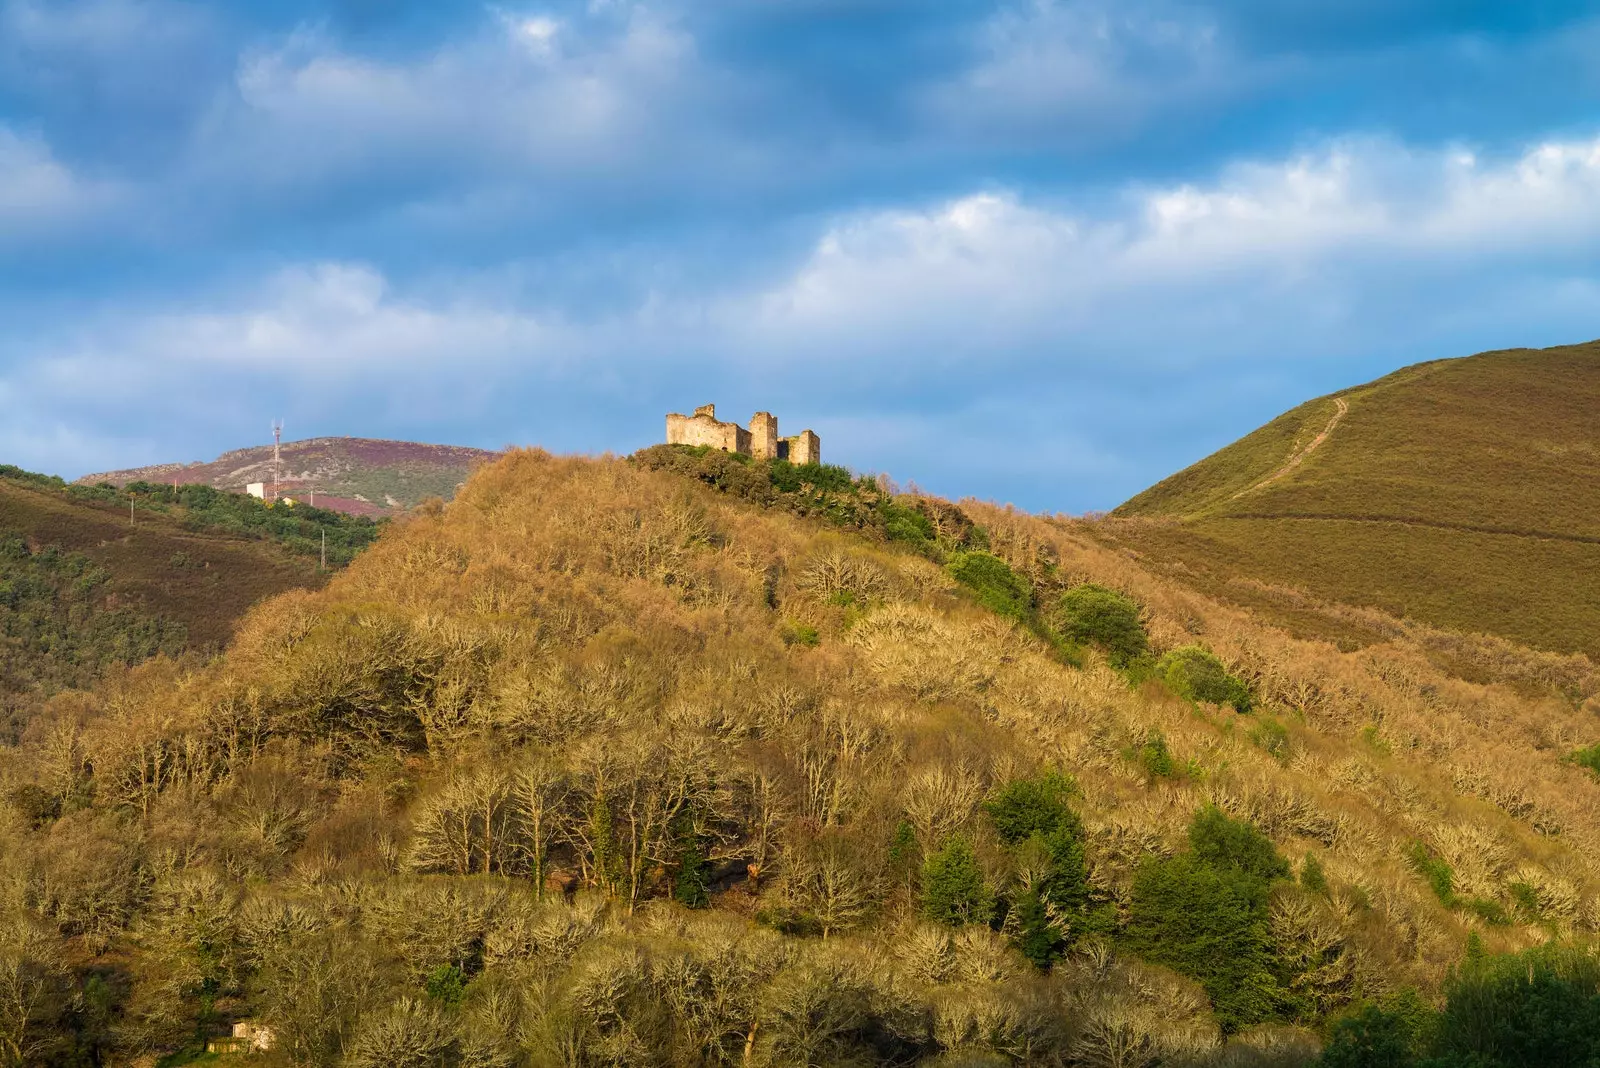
[924,0,1235,140]
[744,134,1600,351]
[207,7,701,192]
[0,126,117,229]
[86,262,562,373]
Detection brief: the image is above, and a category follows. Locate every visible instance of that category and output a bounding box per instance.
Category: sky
[2,0,1599,512]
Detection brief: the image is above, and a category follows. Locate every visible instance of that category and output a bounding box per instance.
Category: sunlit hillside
[1110,339,1600,657]
[3,447,1600,1065]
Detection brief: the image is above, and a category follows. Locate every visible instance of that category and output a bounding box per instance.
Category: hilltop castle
[666,404,821,465]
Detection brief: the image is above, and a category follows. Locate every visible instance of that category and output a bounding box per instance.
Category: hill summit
[1109,339,1600,657]
[79,436,498,516]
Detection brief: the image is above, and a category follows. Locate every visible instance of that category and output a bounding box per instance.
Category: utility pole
[130,497,135,525]
[320,528,326,572]
[271,420,283,503]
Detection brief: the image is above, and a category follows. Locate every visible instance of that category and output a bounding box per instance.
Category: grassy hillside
[5,447,1600,1065]
[1109,340,1600,656]
[0,471,349,736]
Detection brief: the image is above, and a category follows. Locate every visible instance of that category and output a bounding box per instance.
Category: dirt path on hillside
[1232,397,1348,500]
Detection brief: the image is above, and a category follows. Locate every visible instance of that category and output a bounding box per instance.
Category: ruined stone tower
[665,404,821,464]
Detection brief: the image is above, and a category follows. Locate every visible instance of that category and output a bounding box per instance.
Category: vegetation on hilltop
[1106,340,1600,658]
[2,448,1600,1065]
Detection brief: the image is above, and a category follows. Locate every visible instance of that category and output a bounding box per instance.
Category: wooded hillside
[3,447,1600,1066]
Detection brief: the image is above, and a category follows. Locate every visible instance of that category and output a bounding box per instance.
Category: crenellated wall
[665,403,820,464]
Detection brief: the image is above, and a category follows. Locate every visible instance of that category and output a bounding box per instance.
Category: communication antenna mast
[271,420,283,502]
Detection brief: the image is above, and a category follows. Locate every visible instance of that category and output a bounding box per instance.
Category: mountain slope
[80,436,499,516]
[0,472,332,733]
[5,446,1600,1064]
[1108,339,1600,656]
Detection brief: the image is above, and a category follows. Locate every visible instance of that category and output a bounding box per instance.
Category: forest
[4,447,1600,1067]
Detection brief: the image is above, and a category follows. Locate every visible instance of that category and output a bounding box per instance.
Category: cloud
[200,6,703,198]
[923,0,1236,142]
[6,130,1600,506]
[0,126,118,231]
[748,134,1600,350]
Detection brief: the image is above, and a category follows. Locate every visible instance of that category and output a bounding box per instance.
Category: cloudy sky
[3,0,1599,510]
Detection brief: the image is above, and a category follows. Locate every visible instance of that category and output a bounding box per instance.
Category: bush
[1406,843,1454,905]
[1133,730,1181,780]
[1124,853,1282,1032]
[1188,806,1290,883]
[1157,645,1254,712]
[1300,854,1328,896]
[1053,584,1148,666]
[1321,1003,1420,1068]
[946,551,1032,619]
[921,838,992,927]
[983,771,1092,965]
[1122,807,1291,1032]
[1430,944,1600,1067]
[880,500,935,545]
[1569,743,1600,777]
[982,770,1079,844]
[770,460,854,494]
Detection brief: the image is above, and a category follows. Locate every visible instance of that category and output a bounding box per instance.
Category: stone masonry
[666,404,821,464]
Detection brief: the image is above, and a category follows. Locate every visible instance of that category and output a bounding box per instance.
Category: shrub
[1569,743,1600,777]
[946,551,1032,619]
[1431,944,1600,1067]
[1122,807,1291,1032]
[1406,843,1454,905]
[1157,645,1254,712]
[880,501,935,545]
[921,838,992,927]
[1320,1003,1419,1068]
[1300,854,1328,896]
[983,771,1092,964]
[1053,584,1148,666]
[1249,717,1291,762]
[770,460,854,494]
[1189,806,1290,883]
[423,964,465,1007]
[1123,853,1282,1032]
[982,770,1079,844]
[1133,730,1180,780]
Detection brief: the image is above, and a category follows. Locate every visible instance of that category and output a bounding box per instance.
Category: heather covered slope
[1109,340,1600,656]
[6,448,1600,1065]
[0,472,328,732]
[81,436,499,516]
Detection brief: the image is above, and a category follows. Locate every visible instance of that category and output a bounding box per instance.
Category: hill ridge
[1106,337,1600,657]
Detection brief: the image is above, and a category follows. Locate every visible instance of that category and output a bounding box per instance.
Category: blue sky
[2,0,1599,511]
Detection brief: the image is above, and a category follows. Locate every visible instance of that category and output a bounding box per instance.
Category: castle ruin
[666,404,820,465]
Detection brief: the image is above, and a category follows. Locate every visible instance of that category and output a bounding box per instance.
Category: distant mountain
[79,436,500,516]
[1105,338,1600,656]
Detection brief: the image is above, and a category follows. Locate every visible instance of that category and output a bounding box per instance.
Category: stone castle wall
[666,403,820,465]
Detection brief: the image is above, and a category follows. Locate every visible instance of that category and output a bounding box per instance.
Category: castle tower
[749,411,778,460]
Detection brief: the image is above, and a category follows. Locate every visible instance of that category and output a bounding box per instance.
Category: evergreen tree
[921,838,992,927]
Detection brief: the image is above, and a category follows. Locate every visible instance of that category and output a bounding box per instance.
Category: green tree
[1122,807,1291,1032]
[1157,645,1254,712]
[1321,1004,1420,1068]
[1189,805,1290,882]
[1429,945,1600,1068]
[1053,584,1148,666]
[921,838,992,927]
[984,772,1092,965]
[946,552,1032,619]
